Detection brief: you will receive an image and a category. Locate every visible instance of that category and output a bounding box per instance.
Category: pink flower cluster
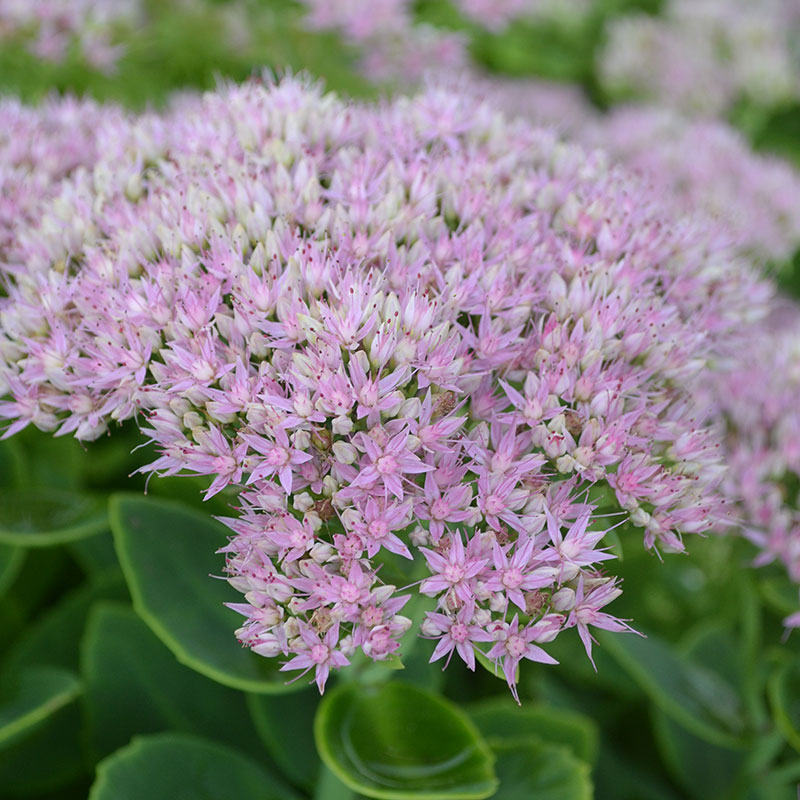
[297,0,800,269]
[301,0,467,85]
[0,0,142,72]
[584,107,800,264]
[0,96,124,263]
[599,0,800,115]
[0,78,766,696]
[694,301,800,625]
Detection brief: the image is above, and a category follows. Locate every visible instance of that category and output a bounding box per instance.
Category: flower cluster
[584,107,800,264]
[0,96,125,263]
[598,0,800,115]
[301,0,467,86]
[0,0,142,71]
[696,301,800,624]
[297,0,800,269]
[0,78,764,696]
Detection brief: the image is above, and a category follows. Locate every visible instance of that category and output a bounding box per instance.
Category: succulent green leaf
[0,488,108,546]
[4,571,127,673]
[0,543,24,599]
[467,697,599,764]
[109,493,299,693]
[314,681,498,800]
[82,602,265,761]
[248,689,321,791]
[490,738,592,800]
[599,629,747,747]
[88,732,298,800]
[0,666,81,748]
[768,659,800,754]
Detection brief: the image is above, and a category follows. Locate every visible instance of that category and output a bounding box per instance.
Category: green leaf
[599,629,747,747]
[109,493,296,693]
[315,765,362,800]
[82,602,265,762]
[248,689,321,790]
[761,576,798,617]
[0,438,26,489]
[67,530,120,577]
[0,702,87,795]
[467,697,599,764]
[0,666,81,748]
[314,682,498,800]
[4,571,127,673]
[0,489,108,546]
[768,659,800,754]
[88,732,298,800]
[0,544,25,599]
[652,709,742,800]
[490,738,592,800]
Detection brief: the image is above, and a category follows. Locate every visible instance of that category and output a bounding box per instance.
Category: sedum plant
[0,76,770,700]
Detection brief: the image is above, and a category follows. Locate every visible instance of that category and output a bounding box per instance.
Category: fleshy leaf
[248,689,321,791]
[109,493,298,693]
[0,543,24,599]
[82,602,265,761]
[4,571,127,673]
[314,682,498,800]
[768,659,800,754]
[467,697,599,764]
[0,666,81,748]
[0,488,107,546]
[490,738,592,800]
[652,709,743,800]
[599,629,747,747]
[88,732,298,800]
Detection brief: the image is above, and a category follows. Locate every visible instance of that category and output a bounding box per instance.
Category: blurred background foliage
[1,1,800,798]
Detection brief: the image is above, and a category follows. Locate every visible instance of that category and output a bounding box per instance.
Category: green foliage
[490,739,592,800]
[314,682,498,799]
[81,602,267,761]
[467,697,599,764]
[0,489,108,547]
[0,666,81,747]
[88,732,297,800]
[109,493,300,693]
[599,628,747,747]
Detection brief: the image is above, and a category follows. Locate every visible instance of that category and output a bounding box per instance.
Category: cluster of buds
[0,78,768,696]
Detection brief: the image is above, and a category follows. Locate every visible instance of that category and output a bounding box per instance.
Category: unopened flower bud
[332,440,358,464]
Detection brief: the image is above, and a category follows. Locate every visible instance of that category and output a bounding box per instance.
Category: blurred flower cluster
[0,0,143,71]
[0,76,772,695]
[599,0,800,116]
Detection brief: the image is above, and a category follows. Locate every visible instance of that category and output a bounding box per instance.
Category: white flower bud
[489,592,507,613]
[409,526,429,546]
[332,440,358,464]
[332,415,353,435]
[551,587,576,612]
[392,615,412,635]
[293,492,314,512]
[292,429,311,450]
[252,635,282,658]
[310,542,334,563]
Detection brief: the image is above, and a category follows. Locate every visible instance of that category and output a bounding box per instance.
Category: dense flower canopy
[0,77,771,696]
